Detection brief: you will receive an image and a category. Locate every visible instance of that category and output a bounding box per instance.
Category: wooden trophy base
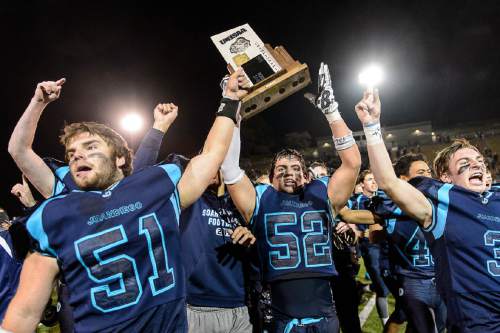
[240,45,311,120]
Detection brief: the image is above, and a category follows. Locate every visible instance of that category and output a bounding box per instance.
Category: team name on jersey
[476,213,500,223]
[280,200,314,209]
[87,201,143,225]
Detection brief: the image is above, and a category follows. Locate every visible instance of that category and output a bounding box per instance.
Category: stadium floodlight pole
[120,112,144,148]
[358,64,384,91]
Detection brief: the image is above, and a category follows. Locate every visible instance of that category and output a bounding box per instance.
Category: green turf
[356,258,406,333]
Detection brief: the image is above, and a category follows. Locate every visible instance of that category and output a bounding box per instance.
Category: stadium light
[358,64,384,88]
[121,113,144,133]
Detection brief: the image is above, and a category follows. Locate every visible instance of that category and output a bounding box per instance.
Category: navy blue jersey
[251,177,337,283]
[351,193,371,232]
[370,192,435,278]
[180,191,247,308]
[26,165,186,332]
[0,231,22,321]
[414,177,500,330]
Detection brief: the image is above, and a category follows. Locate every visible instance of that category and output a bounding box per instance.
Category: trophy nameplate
[211,24,311,119]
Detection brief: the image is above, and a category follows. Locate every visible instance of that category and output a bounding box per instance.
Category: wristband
[216,98,240,124]
[333,132,355,150]
[363,122,383,145]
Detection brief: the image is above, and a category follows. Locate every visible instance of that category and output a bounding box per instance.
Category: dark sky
[1,0,499,214]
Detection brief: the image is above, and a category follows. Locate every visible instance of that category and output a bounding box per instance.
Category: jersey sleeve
[411,176,452,240]
[133,128,164,171]
[25,198,60,257]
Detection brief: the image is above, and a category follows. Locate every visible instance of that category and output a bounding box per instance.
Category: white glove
[316,62,341,123]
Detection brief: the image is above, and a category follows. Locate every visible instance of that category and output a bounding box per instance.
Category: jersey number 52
[265,210,332,270]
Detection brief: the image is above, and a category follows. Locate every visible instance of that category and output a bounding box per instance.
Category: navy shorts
[400,276,446,333]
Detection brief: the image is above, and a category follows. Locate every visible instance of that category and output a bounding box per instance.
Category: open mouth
[75,165,93,177]
[469,172,484,186]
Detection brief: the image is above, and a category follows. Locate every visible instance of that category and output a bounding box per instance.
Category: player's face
[272,156,307,193]
[442,148,486,193]
[362,173,378,196]
[66,132,125,190]
[406,161,432,180]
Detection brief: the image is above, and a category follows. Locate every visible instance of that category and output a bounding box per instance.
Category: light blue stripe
[159,164,182,184]
[55,166,70,180]
[170,192,180,225]
[26,195,67,257]
[251,184,270,225]
[53,166,70,196]
[431,183,453,240]
[346,199,353,209]
[393,207,402,216]
[318,176,329,187]
[284,317,324,333]
[159,164,182,223]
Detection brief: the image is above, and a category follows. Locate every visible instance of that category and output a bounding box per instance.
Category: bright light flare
[121,113,144,133]
[358,64,384,88]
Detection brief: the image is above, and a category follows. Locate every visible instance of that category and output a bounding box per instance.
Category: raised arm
[222,126,256,224]
[133,103,178,171]
[177,69,248,209]
[312,63,361,215]
[354,89,432,228]
[8,79,66,198]
[1,253,59,333]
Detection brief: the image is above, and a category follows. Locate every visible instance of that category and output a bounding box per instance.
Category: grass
[356,258,407,333]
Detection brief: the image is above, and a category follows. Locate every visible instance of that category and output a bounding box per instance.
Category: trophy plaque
[211,24,311,120]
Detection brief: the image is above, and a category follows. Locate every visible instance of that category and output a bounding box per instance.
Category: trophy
[211,24,311,120]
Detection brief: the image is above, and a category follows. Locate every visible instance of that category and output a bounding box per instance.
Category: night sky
[1,1,499,215]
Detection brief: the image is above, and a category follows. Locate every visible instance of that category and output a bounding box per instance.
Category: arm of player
[222,125,257,224]
[226,176,256,224]
[8,79,66,198]
[313,63,361,214]
[133,103,178,171]
[1,253,59,333]
[354,89,433,228]
[178,69,248,209]
[337,206,382,225]
[327,120,362,215]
